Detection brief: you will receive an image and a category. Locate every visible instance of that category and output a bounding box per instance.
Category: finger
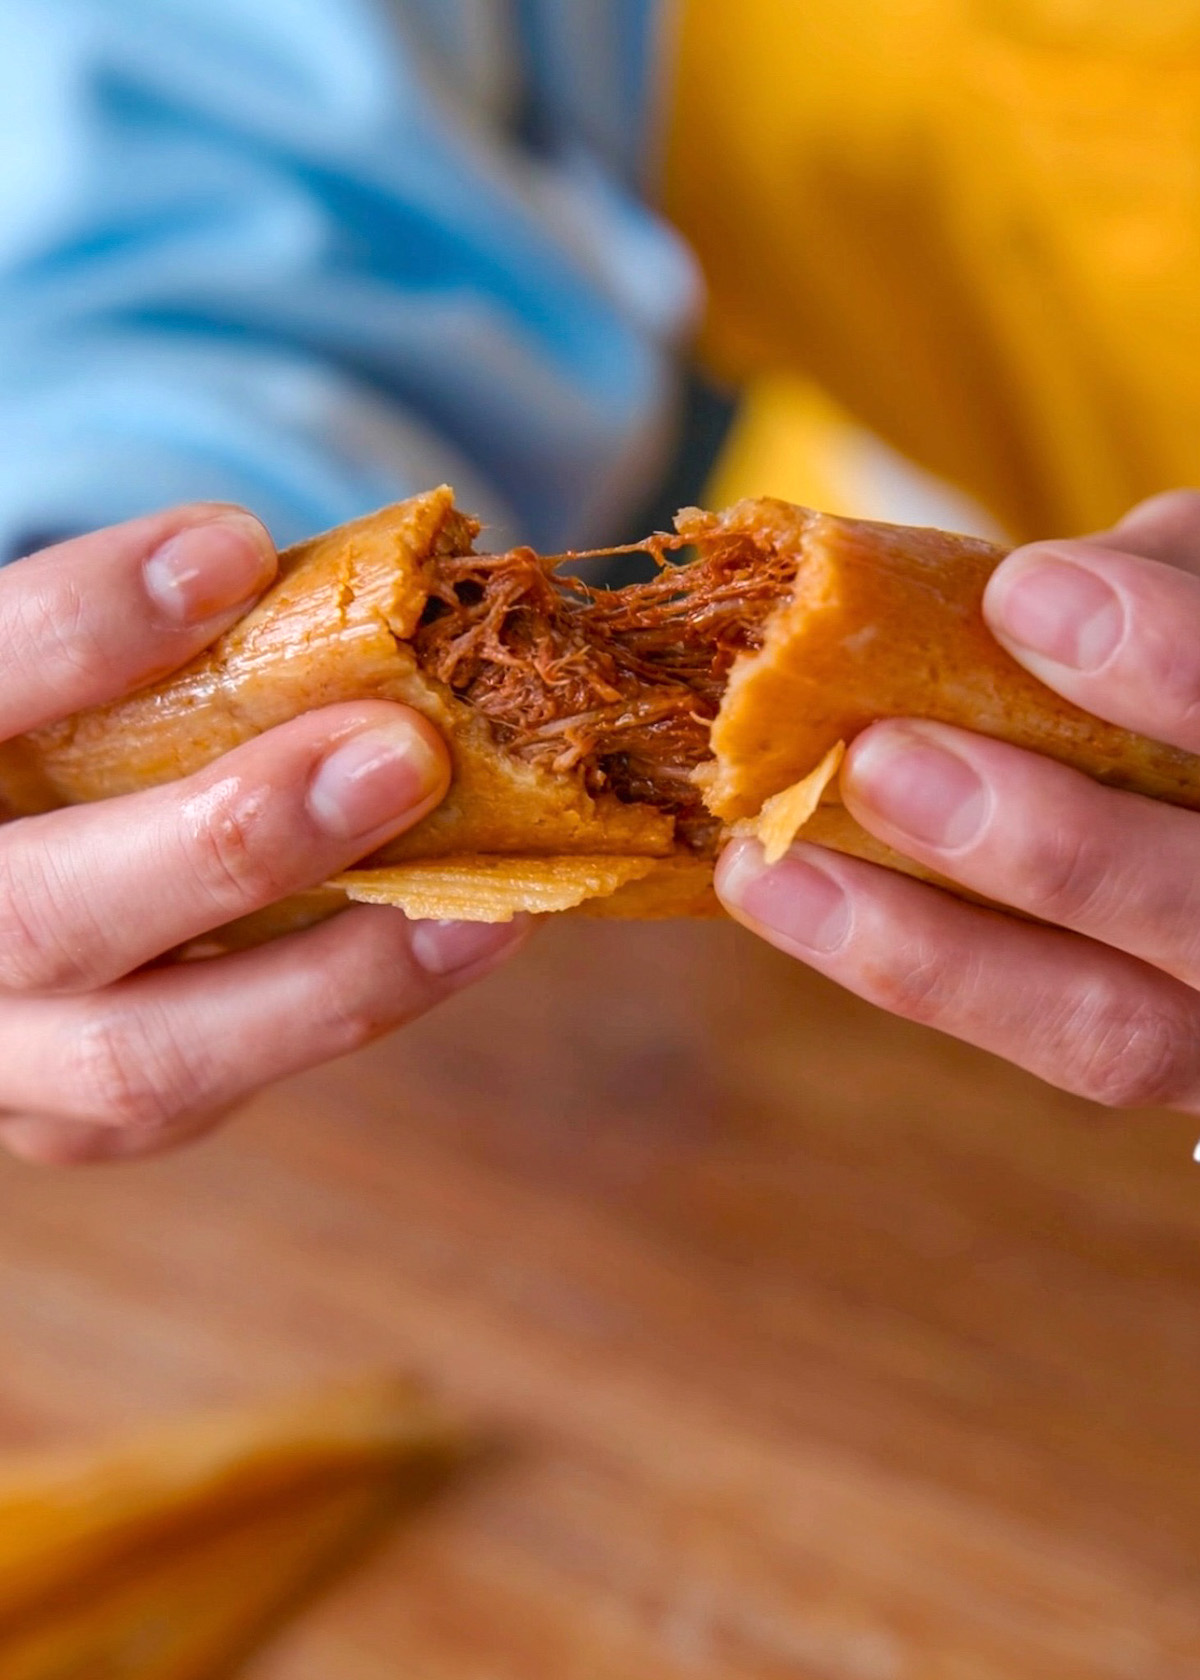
[716,839,1200,1112]
[0,701,451,994]
[0,905,529,1145]
[983,531,1200,753]
[841,719,1200,986]
[1092,488,1200,571]
[0,1107,236,1167]
[0,504,277,739]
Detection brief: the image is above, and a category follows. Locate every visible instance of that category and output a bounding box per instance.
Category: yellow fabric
[706,371,1005,534]
[705,376,876,514]
[664,0,1200,541]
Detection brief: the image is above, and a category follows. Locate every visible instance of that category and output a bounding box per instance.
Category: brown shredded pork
[412,534,797,852]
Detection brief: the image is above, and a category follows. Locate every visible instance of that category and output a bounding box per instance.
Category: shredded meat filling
[412,533,797,852]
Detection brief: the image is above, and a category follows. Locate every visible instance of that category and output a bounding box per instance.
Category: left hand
[0,506,528,1166]
[716,490,1200,1113]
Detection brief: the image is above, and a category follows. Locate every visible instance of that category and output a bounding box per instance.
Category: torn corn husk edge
[332,853,662,921]
[325,742,846,923]
[733,741,846,865]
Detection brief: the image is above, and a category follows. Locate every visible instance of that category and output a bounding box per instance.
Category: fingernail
[718,840,851,954]
[988,553,1123,670]
[144,511,276,625]
[848,726,989,850]
[410,917,527,976]
[308,720,446,839]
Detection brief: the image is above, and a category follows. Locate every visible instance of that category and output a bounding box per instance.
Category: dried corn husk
[0,1378,459,1680]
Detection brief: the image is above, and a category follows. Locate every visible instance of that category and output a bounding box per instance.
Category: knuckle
[865,945,960,1026]
[1015,824,1109,924]
[0,845,97,993]
[319,1000,387,1060]
[66,1008,206,1130]
[296,910,422,1056]
[11,577,103,698]
[307,972,397,1060]
[183,777,289,913]
[1060,986,1193,1109]
[1155,633,1200,733]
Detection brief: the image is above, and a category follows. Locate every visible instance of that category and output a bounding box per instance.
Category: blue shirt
[0,0,698,553]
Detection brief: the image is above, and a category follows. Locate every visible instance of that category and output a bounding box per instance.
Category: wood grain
[0,917,1197,1678]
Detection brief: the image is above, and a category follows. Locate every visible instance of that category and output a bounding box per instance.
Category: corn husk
[0,1378,460,1680]
[334,854,662,922]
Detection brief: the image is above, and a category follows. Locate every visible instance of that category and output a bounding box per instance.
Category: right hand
[0,505,526,1166]
[716,490,1200,1116]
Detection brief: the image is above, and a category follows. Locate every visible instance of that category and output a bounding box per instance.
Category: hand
[0,505,525,1164]
[716,489,1200,1114]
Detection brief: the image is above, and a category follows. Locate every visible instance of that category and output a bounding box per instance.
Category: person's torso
[664,0,1200,538]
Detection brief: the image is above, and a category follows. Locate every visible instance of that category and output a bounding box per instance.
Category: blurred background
[6,917,1200,1676]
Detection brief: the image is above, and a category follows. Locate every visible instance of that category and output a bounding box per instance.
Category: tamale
[2,487,1198,929]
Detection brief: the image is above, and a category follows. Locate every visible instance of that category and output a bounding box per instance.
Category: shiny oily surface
[0,917,1198,1677]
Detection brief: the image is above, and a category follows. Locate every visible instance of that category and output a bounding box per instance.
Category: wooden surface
[1,917,1200,1677]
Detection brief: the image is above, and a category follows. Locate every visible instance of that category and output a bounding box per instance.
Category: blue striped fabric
[0,0,697,557]
[512,0,662,182]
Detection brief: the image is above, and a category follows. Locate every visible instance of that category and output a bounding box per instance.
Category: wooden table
[1,916,1198,1678]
